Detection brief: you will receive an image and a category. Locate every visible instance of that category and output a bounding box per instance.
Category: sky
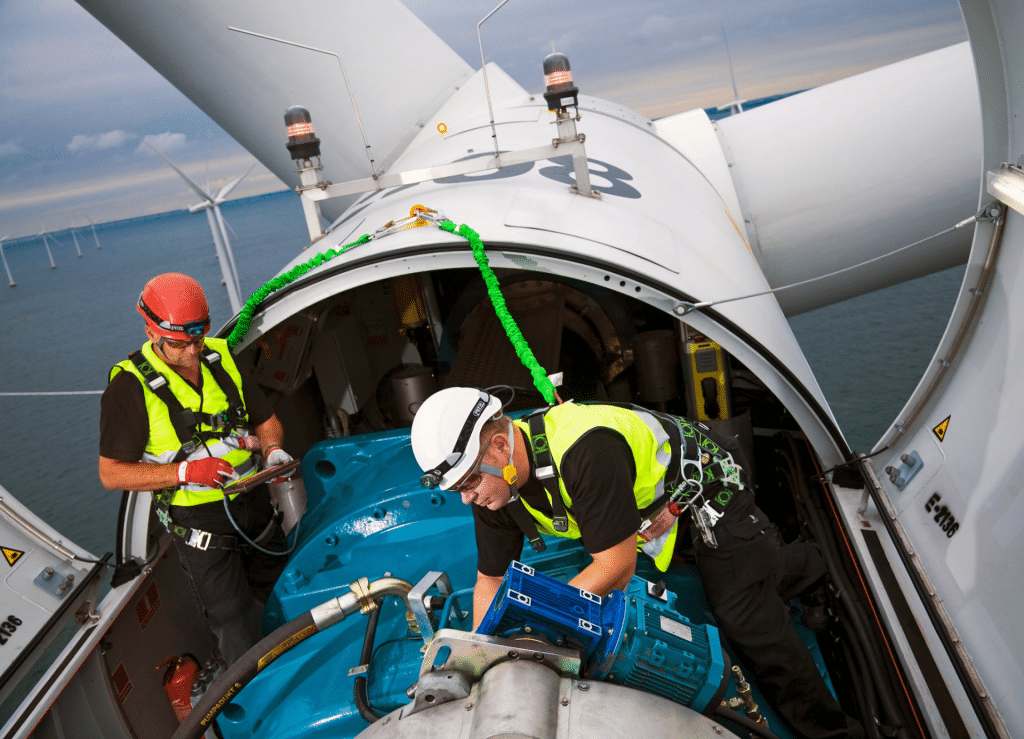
[0,0,968,238]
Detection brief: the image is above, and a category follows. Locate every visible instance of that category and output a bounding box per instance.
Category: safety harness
[128,346,266,550]
[127,347,248,462]
[508,405,749,554]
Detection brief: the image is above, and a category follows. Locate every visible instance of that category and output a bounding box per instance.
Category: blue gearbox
[476,561,729,714]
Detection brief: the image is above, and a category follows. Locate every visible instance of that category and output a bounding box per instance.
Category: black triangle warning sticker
[2,547,24,567]
[933,416,951,442]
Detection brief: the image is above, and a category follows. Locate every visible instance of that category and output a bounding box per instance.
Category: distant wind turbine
[0,235,16,286]
[38,222,57,269]
[144,140,252,314]
[718,23,746,116]
[84,215,102,249]
[69,223,83,258]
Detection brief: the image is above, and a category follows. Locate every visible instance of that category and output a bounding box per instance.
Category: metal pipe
[228,26,378,179]
[883,204,1004,449]
[0,496,79,560]
[476,0,511,159]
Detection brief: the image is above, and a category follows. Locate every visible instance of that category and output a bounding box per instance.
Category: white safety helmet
[412,387,503,490]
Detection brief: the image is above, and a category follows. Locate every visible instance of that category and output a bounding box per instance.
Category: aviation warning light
[543,52,579,112]
[285,105,321,161]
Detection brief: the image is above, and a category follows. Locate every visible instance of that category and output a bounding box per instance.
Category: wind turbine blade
[213,204,243,302]
[85,216,102,249]
[205,207,242,313]
[143,140,214,203]
[220,213,240,241]
[216,163,258,202]
[0,241,15,287]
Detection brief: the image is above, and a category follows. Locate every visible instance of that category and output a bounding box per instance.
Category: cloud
[67,130,135,153]
[0,140,22,157]
[137,132,188,155]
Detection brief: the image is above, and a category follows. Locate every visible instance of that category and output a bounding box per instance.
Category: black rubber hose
[713,705,783,739]
[844,632,884,739]
[172,612,319,739]
[778,452,901,731]
[353,599,384,723]
[778,435,914,738]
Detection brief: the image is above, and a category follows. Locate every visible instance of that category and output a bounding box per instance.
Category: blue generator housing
[477,561,730,714]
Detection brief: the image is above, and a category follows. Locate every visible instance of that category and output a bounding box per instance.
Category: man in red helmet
[99,272,293,664]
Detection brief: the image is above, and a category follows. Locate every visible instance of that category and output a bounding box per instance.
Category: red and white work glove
[264,445,296,482]
[177,457,239,488]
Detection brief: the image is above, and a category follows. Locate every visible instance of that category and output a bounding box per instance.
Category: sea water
[0,191,963,556]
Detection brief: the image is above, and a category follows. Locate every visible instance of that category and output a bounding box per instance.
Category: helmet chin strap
[479,419,520,502]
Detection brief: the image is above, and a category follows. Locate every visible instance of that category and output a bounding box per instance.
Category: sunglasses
[160,335,206,351]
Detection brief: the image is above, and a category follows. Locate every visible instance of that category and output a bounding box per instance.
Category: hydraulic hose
[713,705,782,739]
[778,435,915,738]
[353,598,385,723]
[844,634,884,739]
[171,577,413,739]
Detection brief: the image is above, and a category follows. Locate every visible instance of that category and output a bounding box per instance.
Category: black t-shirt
[99,354,274,461]
[473,428,643,577]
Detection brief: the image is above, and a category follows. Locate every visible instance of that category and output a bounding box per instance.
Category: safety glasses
[452,454,486,494]
[160,335,206,351]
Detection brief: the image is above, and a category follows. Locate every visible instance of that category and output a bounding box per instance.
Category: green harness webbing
[507,405,750,553]
[128,346,252,537]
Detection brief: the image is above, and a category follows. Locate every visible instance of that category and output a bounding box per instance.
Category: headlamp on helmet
[136,273,211,342]
[411,388,503,491]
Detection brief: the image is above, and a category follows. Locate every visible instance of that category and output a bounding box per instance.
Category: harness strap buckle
[187,529,213,551]
[535,465,557,480]
[701,501,725,527]
[180,434,202,456]
[552,516,569,533]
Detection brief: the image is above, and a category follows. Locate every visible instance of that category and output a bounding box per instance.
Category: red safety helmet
[137,273,211,341]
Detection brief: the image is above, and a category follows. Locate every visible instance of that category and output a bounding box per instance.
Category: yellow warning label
[2,547,24,567]
[933,416,951,442]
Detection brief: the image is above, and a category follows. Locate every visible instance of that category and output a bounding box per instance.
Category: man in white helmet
[411,386,863,739]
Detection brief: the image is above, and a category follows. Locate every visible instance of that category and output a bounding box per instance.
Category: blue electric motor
[476,561,605,656]
[477,561,730,714]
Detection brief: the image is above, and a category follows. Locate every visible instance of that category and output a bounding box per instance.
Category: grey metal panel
[863,0,1024,733]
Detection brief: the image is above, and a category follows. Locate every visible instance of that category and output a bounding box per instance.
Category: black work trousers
[696,519,864,739]
[170,486,288,665]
